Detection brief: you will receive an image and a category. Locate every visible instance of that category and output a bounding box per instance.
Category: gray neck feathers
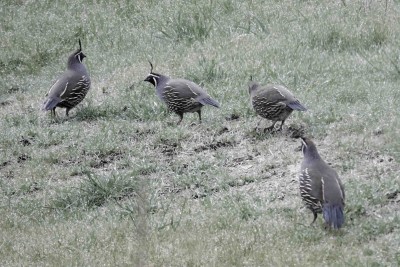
[154,74,169,89]
[67,57,88,76]
[68,56,82,69]
[149,74,169,101]
[248,81,260,95]
[303,143,323,161]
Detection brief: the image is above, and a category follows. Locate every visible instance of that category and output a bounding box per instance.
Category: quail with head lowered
[299,137,345,229]
[248,79,306,131]
[144,62,220,124]
[42,39,91,117]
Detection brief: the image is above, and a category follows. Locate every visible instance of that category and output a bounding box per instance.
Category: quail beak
[144,76,151,82]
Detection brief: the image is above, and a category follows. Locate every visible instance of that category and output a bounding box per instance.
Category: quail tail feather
[323,203,344,229]
[287,101,307,111]
[199,97,220,108]
[42,97,61,111]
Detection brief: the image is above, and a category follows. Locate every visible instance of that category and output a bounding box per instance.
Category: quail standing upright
[42,39,91,117]
[299,137,345,229]
[248,79,306,131]
[144,62,220,124]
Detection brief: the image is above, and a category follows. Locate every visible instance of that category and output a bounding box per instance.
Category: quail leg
[277,119,286,131]
[311,212,318,225]
[176,113,184,125]
[197,110,202,123]
[264,121,277,133]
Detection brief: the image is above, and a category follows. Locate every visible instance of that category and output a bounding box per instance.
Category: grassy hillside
[1,0,399,265]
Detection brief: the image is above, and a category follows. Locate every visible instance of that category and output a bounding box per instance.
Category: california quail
[144,62,220,124]
[299,137,345,229]
[248,79,306,131]
[42,39,91,117]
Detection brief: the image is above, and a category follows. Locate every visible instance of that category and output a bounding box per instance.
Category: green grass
[1,0,400,266]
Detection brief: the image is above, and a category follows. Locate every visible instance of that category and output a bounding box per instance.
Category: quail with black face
[144,62,220,124]
[42,39,91,117]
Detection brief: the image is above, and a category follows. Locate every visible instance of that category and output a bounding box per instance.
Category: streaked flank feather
[42,39,91,117]
[249,79,306,131]
[144,62,220,124]
[299,137,345,229]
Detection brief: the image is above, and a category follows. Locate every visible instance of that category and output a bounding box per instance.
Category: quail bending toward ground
[299,137,345,229]
[144,62,220,124]
[248,79,306,131]
[42,39,91,117]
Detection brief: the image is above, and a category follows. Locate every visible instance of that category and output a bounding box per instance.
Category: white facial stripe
[301,139,307,148]
[76,52,83,63]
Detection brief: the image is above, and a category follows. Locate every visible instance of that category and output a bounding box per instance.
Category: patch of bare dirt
[194,140,235,152]
[17,154,30,163]
[1,160,11,169]
[161,143,179,157]
[19,136,33,146]
[225,113,240,121]
[90,151,124,168]
[58,150,126,170]
[154,138,180,157]
[0,100,12,107]
[7,85,20,94]
[135,128,156,137]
